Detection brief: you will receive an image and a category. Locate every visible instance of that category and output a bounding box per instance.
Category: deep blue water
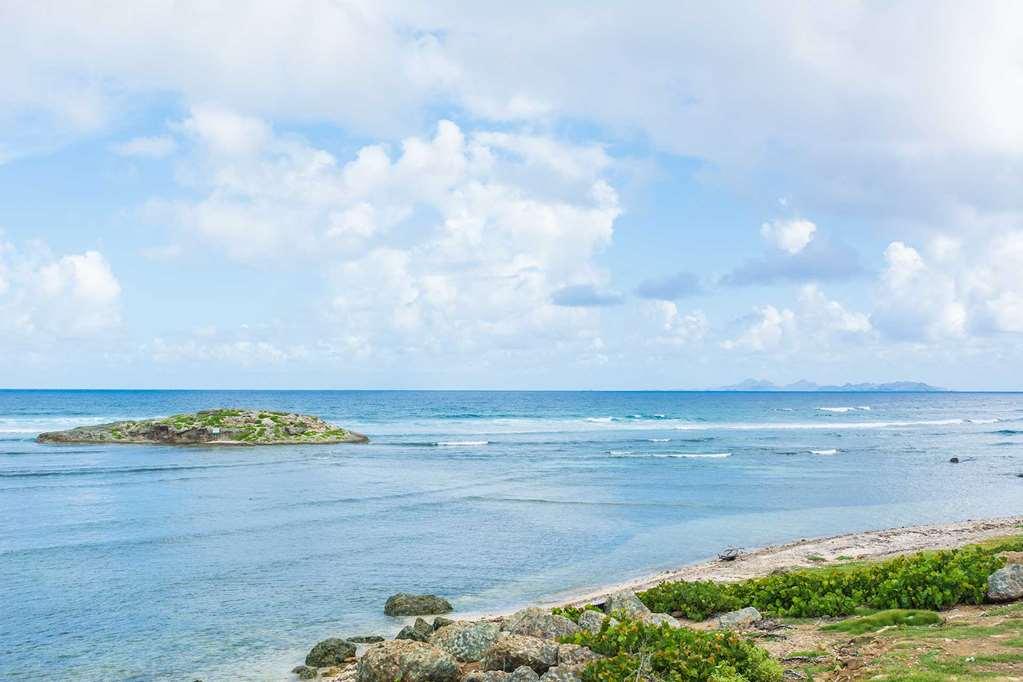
[1,390,1022,680]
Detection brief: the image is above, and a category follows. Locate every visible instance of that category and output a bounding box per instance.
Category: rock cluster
[36,409,368,445]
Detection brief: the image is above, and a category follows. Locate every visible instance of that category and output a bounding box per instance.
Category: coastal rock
[643,612,682,628]
[348,635,385,643]
[603,591,652,620]
[540,666,585,682]
[385,593,454,617]
[429,621,502,661]
[510,666,541,682]
[716,607,762,629]
[576,610,606,634]
[305,638,357,667]
[987,564,1023,602]
[432,617,455,630]
[555,644,600,667]
[356,640,459,682]
[464,672,511,682]
[481,634,559,674]
[292,665,318,680]
[501,608,580,640]
[396,617,434,642]
[36,409,368,446]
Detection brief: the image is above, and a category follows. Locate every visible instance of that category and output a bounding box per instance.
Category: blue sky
[1,1,1022,389]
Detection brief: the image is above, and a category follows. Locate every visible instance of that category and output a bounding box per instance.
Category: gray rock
[556,644,600,667]
[482,634,559,674]
[576,610,606,634]
[716,606,762,629]
[603,591,652,620]
[395,617,434,642]
[432,616,455,630]
[510,665,541,682]
[464,672,511,682]
[987,564,1023,602]
[540,666,585,682]
[348,635,385,643]
[429,621,502,662]
[385,593,454,616]
[502,607,581,640]
[292,665,318,680]
[305,637,357,667]
[643,612,682,628]
[356,640,460,682]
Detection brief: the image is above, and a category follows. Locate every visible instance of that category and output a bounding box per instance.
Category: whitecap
[585,416,615,423]
[433,440,489,447]
[647,438,671,442]
[609,451,731,459]
[967,418,999,424]
[607,449,634,455]
[817,406,871,413]
[810,448,839,455]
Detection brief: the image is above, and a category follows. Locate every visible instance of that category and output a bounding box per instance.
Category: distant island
[37,409,368,445]
[714,379,947,392]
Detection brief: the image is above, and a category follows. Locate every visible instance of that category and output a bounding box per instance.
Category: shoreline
[457,514,1023,622]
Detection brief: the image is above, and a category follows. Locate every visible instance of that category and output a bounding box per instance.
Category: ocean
[1,390,1021,680]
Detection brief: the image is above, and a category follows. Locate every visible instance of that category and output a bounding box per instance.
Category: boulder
[576,610,606,634]
[348,635,385,643]
[305,637,357,667]
[429,621,502,662]
[356,640,460,682]
[716,607,762,629]
[556,644,600,667]
[987,564,1023,602]
[510,666,541,682]
[396,617,434,642]
[644,612,682,628]
[501,607,581,640]
[385,593,454,616]
[464,672,511,682]
[291,665,318,680]
[603,591,652,620]
[432,616,455,630]
[482,634,559,674]
[540,666,585,682]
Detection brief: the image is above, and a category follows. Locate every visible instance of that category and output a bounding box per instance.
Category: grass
[821,609,942,635]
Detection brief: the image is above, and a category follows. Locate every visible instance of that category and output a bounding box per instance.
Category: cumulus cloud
[723,285,871,353]
[0,240,122,341]
[760,219,816,254]
[648,301,708,345]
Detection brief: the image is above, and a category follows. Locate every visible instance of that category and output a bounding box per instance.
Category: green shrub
[820,609,941,634]
[564,619,781,682]
[639,544,1010,621]
[551,604,602,623]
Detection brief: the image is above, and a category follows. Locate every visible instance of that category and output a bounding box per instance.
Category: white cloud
[760,219,816,254]
[649,301,708,345]
[112,135,177,158]
[723,285,871,353]
[0,241,122,341]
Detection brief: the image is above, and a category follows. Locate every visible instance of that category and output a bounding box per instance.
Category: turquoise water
[1,390,1021,680]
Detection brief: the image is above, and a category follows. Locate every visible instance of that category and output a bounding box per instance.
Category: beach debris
[602,590,652,620]
[356,640,459,682]
[395,617,434,642]
[305,638,357,667]
[987,564,1023,602]
[715,606,763,629]
[718,548,742,561]
[501,607,581,640]
[481,634,559,674]
[384,593,454,616]
[428,620,502,662]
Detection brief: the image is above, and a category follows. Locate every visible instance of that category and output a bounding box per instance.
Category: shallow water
[1,390,1021,680]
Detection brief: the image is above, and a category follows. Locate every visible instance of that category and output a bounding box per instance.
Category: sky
[1,1,1022,390]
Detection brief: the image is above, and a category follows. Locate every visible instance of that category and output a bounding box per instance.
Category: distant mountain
[715,379,947,392]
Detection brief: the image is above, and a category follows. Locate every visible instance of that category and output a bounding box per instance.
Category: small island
[36,409,369,445]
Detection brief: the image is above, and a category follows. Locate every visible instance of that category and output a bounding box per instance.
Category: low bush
[820,609,941,634]
[639,541,1022,621]
[563,619,782,682]
[551,604,602,623]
